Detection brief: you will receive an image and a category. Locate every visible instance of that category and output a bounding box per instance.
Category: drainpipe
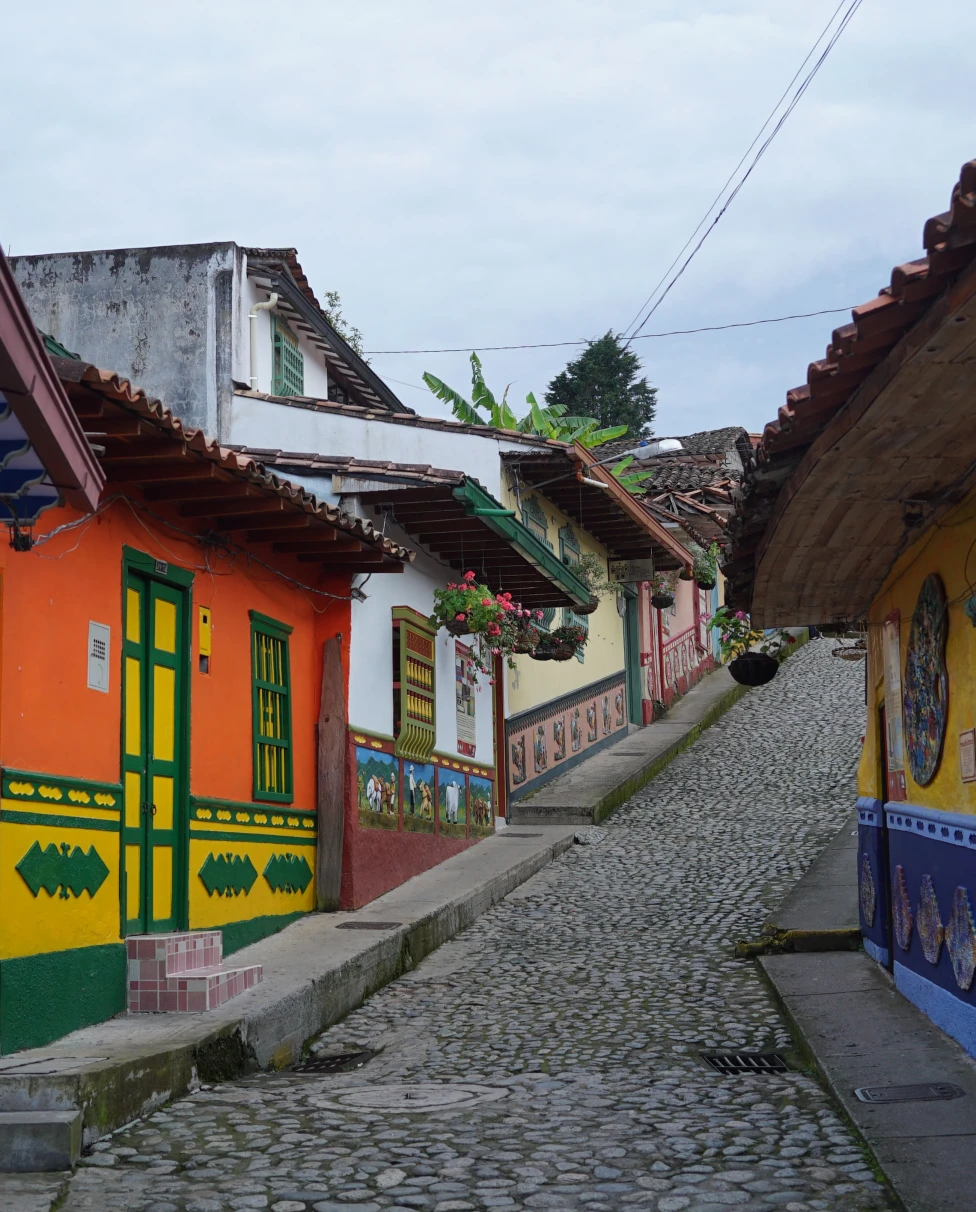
[248,293,279,390]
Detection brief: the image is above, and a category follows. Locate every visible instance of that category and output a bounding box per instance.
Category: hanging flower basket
[651,592,675,609]
[729,653,779,687]
[695,577,716,591]
[532,648,553,662]
[574,595,600,616]
[429,572,544,673]
[678,567,693,581]
[546,642,577,662]
[445,618,470,637]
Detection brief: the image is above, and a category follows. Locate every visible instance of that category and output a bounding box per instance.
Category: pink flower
[491,647,500,655]
[487,622,501,636]
[481,597,492,607]
[489,679,495,685]
[464,571,476,581]
[516,609,523,617]
[535,610,544,620]
[734,610,746,620]
[455,613,466,621]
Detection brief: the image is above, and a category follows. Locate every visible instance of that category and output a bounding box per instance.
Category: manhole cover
[312,1082,508,1112]
[335,921,403,931]
[702,1052,790,1076]
[855,1083,965,1103]
[502,832,542,838]
[294,1049,375,1075]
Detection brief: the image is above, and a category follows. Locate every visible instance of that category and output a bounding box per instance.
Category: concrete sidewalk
[0,825,575,1152]
[758,819,976,1211]
[512,664,747,825]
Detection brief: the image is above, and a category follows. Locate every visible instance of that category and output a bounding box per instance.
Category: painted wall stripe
[189,829,316,847]
[1,810,120,832]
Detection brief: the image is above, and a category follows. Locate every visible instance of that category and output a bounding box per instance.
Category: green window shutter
[520,497,553,551]
[272,315,304,397]
[393,609,436,763]
[559,523,588,663]
[250,611,294,803]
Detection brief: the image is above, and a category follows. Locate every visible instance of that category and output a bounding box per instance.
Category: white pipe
[580,476,610,489]
[248,293,279,390]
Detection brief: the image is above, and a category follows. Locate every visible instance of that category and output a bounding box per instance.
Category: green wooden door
[623,588,642,725]
[122,569,188,934]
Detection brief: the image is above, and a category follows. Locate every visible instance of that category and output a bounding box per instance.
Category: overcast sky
[2,2,973,437]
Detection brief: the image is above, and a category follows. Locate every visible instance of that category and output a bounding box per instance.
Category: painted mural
[403,761,435,834]
[903,573,949,786]
[438,771,467,839]
[356,746,399,830]
[469,776,494,836]
[506,673,629,802]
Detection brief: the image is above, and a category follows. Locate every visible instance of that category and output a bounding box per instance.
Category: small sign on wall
[961,729,976,783]
[609,558,656,584]
[88,622,110,693]
[455,641,477,758]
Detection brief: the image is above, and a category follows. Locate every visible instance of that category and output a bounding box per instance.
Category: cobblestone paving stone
[64,640,896,1212]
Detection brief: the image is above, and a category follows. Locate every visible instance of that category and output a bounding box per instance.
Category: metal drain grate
[702,1052,789,1076]
[294,1049,375,1075]
[335,921,403,931]
[855,1083,965,1103]
[502,832,542,838]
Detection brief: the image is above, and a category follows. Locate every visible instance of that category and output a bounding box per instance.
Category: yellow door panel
[124,658,141,756]
[152,775,173,831]
[153,665,175,761]
[126,844,142,920]
[125,771,142,829]
[126,588,141,644]
[154,598,177,654]
[152,846,173,921]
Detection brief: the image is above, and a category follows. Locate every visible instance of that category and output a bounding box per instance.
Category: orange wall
[0,496,351,808]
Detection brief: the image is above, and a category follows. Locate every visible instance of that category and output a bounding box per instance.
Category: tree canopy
[546,332,657,438]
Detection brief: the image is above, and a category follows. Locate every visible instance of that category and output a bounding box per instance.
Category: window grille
[250,611,293,802]
[272,315,304,397]
[393,608,436,762]
[559,523,588,662]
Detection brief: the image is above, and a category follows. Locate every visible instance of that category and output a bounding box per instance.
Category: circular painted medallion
[903,573,948,786]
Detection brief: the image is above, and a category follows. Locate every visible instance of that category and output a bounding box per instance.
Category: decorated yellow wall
[499,486,625,716]
[857,484,976,814]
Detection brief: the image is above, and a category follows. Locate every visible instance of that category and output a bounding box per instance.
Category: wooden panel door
[122,569,188,934]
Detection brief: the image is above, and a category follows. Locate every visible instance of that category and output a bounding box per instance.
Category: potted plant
[533,622,588,662]
[571,551,618,615]
[650,571,676,610]
[430,572,542,672]
[691,542,720,591]
[707,606,781,686]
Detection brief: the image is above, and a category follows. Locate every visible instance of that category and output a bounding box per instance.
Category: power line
[364,305,855,356]
[624,0,864,347]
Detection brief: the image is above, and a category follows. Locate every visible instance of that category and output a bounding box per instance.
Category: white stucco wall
[228,393,533,498]
[238,273,330,400]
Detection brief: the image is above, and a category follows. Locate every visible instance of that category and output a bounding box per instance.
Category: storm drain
[294,1050,376,1075]
[855,1083,965,1103]
[701,1052,790,1076]
[311,1082,508,1112]
[502,832,542,838]
[335,921,403,930]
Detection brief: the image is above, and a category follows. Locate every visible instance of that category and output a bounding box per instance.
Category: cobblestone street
[64,641,895,1212]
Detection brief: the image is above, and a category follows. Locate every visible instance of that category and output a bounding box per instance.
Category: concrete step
[0,1109,81,1172]
[127,931,262,1013]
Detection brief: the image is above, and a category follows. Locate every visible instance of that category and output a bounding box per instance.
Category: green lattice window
[521,497,553,551]
[559,523,588,663]
[250,611,293,802]
[272,315,304,397]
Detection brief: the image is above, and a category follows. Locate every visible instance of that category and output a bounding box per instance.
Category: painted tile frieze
[903,573,948,786]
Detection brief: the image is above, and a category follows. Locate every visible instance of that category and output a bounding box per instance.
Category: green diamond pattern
[16,841,109,900]
[263,852,313,894]
[199,852,258,897]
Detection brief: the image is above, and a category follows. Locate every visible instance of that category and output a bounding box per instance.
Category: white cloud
[1,1,974,435]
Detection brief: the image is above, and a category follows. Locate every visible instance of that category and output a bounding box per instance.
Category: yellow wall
[857,485,976,813]
[499,485,625,715]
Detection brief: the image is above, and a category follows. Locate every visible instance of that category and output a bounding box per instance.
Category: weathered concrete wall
[10,243,242,436]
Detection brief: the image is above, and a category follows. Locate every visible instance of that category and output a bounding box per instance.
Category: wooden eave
[750,256,976,628]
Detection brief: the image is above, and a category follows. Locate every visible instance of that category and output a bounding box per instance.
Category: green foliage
[575,550,618,598]
[546,331,657,438]
[690,542,721,586]
[707,606,765,661]
[422,356,626,449]
[322,289,365,358]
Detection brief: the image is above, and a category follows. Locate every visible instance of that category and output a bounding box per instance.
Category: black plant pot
[445,619,469,637]
[651,593,675,609]
[729,653,779,687]
[695,578,716,591]
[574,595,600,616]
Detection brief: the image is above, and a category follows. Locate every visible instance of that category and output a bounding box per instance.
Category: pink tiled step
[126,931,263,1014]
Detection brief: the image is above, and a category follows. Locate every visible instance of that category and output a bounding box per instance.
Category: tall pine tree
[545,331,657,438]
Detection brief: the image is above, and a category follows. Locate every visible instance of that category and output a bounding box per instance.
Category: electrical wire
[624,0,865,348]
[364,306,856,357]
[621,1,851,340]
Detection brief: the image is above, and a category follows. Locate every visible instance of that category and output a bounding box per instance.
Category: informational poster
[455,641,477,757]
[882,610,907,801]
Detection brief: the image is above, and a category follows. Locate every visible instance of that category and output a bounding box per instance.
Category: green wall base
[0,944,126,1055]
[211,912,307,958]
